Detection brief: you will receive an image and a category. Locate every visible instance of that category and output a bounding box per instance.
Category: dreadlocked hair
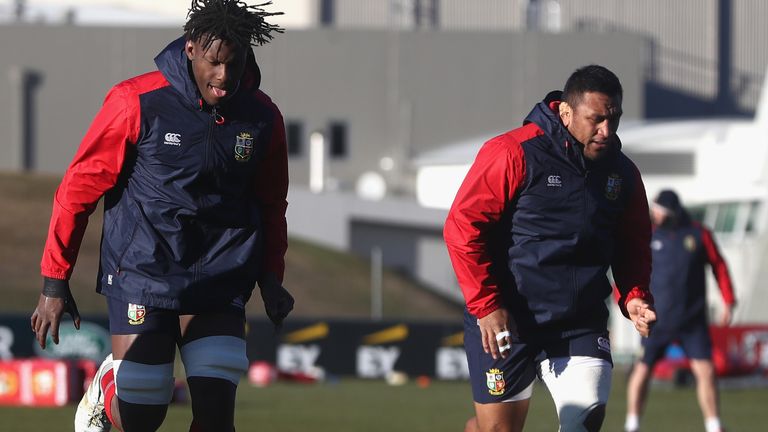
[184,0,284,50]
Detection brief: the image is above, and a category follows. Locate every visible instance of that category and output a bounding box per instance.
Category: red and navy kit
[40,37,288,311]
[444,91,652,338]
[640,216,735,364]
[650,222,735,331]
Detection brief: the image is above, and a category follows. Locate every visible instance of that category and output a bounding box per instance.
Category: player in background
[30,1,293,431]
[625,189,736,432]
[444,65,656,432]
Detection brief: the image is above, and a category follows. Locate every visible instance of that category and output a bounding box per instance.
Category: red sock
[100,368,117,426]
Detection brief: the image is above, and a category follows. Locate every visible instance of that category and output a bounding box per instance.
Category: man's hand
[720,304,735,327]
[258,273,294,328]
[30,278,80,349]
[627,297,656,337]
[477,308,517,360]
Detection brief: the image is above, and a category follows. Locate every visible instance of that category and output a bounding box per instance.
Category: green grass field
[1,374,767,431]
[2,174,767,431]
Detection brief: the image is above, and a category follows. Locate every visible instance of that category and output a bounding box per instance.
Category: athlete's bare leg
[626,362,652,420]
[465,416,480,432]
[690,359,720,421]
[471,400,530,432]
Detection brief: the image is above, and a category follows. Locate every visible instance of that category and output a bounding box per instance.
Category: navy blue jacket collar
[154,37,199,106]
[524,90,624,170]
[523,90,573,152]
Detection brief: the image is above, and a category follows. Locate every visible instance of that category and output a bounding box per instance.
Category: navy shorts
[107,295,247,336]
[640,322,712,365]
[464,309,612,404]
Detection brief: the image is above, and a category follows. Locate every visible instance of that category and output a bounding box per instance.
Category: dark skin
[558,91,623,161]
[109,312,246,431]
[30,35,291,432]
[185,37,248,107]
[478,91,654,364]
[468,91,655,432]
[30,36,249,351]
[31,287,80,349]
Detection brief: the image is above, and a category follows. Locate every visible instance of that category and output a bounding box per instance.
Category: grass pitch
[2,374,766,431]
[2,174,766,430]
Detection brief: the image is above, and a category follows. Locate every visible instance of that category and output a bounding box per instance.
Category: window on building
[713,202,739,233]
[329,121,348,158]
[745,201,760,233]
[687,200,762,240]
[623,152,695,175]
[688,205,706,223]
[286,121,303,157]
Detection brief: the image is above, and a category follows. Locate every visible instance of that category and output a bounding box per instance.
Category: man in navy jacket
[30,1,293,431]
[445,65,656,432]
[625,189,736,432]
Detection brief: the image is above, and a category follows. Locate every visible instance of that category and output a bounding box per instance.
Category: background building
[1,0,766,357]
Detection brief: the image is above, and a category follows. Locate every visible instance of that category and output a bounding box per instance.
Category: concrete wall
[269,29,645,191]
[336,0,768,117]
[0,25,645,194]
[0,25,179,172]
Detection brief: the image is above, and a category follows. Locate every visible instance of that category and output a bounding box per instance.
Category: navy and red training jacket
[651,218,735,331]
[444,91,652,336]
[40,37,288,310]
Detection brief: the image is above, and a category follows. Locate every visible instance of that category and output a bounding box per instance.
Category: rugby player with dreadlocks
[30,1,292,431]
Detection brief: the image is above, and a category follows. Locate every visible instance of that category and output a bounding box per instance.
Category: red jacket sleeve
[443,134,527,318]
[700,225,736,305]
[253,107,288,283]
[612,162,654,318]
[40,82,140,280]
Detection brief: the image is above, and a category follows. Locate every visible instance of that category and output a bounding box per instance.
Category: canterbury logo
[597,336,611,353]
[164,132,181,146]
[547,175,562,187]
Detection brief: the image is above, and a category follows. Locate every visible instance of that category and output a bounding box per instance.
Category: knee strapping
[557,403,606,432]
[180,335,248,385]
[538,357,611,432]
[113,360,175,405]
[582,403,606,432]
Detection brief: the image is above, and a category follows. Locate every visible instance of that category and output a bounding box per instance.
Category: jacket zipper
[203,106,217,173]
[573,169,591,307]
[197,106,220,281]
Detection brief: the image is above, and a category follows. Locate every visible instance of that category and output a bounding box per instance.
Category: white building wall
[0,0,316,28]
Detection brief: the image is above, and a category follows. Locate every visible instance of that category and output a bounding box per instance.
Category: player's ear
[185,39,196,61]
[559,102,572,127]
